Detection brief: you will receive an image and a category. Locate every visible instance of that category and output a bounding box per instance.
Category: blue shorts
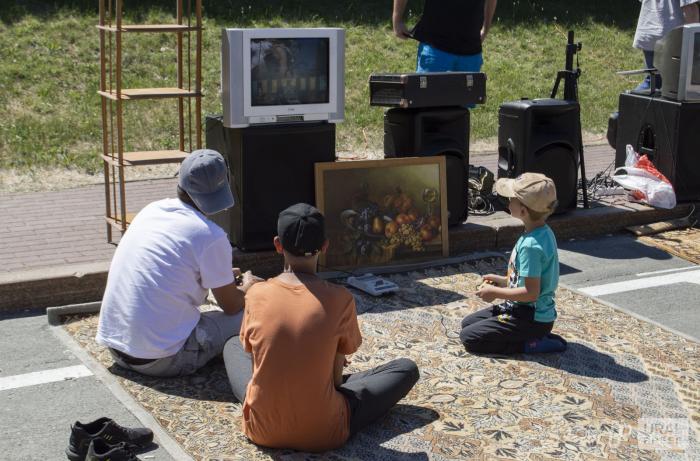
[416,42,483,73]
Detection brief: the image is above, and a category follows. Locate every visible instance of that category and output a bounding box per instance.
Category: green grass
[0,0,642,173]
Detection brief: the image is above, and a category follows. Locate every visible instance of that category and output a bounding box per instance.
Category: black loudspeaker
[615,92,700,202]
[206,116,336,251]
[497,99,581,213]
[384,107,470,226]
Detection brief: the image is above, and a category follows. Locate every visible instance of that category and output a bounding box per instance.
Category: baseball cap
[494,172,558,213]
[277,203,326,257]
[178,149,234,215]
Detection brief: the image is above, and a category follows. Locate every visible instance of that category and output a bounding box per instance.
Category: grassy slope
[0,0,640,173]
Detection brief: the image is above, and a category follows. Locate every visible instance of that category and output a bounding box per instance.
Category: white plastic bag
[612,145,676,209]
[624,144,639,167]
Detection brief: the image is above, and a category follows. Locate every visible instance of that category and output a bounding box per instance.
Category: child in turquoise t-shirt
[460,173,567,354]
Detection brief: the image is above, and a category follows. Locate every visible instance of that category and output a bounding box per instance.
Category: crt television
[654,24,700,101]
[222,28,345,127]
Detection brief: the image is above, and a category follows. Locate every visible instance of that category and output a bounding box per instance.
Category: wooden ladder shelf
[98,0,202,242]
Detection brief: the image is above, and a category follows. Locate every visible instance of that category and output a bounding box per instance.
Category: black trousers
[459,304,554,354]
[338,358,420,436]
[223,338,419,437]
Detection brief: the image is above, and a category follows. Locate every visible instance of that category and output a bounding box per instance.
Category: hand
[475,284,498,303]
[393,18,411,39]
[482,274,504,287]
[480,27,489,43]
[239,271,263,293]
[233,267,242,285]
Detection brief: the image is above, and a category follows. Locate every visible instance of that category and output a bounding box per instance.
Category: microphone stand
[551,31,589,209]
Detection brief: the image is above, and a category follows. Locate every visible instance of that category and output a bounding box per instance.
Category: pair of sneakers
[66,417,153,461]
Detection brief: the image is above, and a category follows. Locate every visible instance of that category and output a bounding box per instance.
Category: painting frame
[315,156,449,271]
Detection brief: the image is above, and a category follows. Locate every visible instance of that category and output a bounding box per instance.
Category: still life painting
[315,157,449,270]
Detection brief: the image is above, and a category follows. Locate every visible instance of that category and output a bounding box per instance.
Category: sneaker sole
[65,447,83,461]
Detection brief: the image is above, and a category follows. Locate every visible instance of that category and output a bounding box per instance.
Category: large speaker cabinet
[497,99,581,213]
[206,116,336,251]
[384,107,470,226]
[614,93,700,202]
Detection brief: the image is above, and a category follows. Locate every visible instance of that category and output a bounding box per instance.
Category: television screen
[250,38,329,106]
[692,32,700,86]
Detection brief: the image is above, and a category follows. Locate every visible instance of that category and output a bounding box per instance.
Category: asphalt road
[558,234,700,342]
[0,312,179,461]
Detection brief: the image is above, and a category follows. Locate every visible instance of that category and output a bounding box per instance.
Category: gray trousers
[110,310,243,378]
[223,338,419,436]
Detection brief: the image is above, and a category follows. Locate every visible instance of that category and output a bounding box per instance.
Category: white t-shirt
[634,0,699,50]
[96,198,234,359]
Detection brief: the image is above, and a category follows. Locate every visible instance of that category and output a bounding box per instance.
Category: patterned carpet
[639,227,700,265]
[63,258,700,460]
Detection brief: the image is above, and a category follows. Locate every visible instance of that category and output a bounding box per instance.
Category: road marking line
[636,266,700,277]
[0,365,92,391]
[579,270,700,297]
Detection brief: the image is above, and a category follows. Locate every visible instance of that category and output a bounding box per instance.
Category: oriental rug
[63,258,700,460]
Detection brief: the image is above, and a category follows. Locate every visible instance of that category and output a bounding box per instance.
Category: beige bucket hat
[494,172,558,213]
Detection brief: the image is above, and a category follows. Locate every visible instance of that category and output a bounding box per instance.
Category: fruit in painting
[427,215,441,230]
[384,221,399,237]
[395,213,410,225]
[372,216,385,234]
[419,224,434,242]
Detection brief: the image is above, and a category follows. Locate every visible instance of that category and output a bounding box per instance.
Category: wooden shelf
[105,212,137,229]
[98,0,202,243]
[98,88,200,100]
[103,150,189,166]
[97,24,201,33]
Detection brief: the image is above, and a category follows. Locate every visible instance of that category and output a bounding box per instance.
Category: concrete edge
[50,325,194,461]
[0,262,110,285]
[47,302,101,326]
[559,282,699,345]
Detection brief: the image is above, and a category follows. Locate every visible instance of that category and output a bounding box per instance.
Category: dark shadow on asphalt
[505,342,649,383]
[0,308,46,321]
[559,262,581,276]
[559,234,673,261]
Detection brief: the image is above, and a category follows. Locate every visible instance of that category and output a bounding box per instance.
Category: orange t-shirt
[239,276,363,452]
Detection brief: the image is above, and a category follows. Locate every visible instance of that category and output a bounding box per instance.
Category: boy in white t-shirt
[96,149,261,377]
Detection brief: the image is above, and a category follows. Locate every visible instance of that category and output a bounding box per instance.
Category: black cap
[277,203,325,257]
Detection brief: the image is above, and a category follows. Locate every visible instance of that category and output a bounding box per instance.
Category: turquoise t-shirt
[505,224,559,323]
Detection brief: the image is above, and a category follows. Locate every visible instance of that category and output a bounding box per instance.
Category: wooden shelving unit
[98,0,202,242]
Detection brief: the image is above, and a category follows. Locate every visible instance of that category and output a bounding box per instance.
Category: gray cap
[178,149,234,215]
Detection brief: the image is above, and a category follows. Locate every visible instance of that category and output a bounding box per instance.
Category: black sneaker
[66,417,153,461]
[85,438,141,461]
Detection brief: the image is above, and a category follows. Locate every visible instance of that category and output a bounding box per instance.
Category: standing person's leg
[223,337,253,403]
[636,49,658,91]
[338,358,419,436]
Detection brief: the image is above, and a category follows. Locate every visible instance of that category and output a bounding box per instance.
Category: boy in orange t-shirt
[223,203,419,452]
